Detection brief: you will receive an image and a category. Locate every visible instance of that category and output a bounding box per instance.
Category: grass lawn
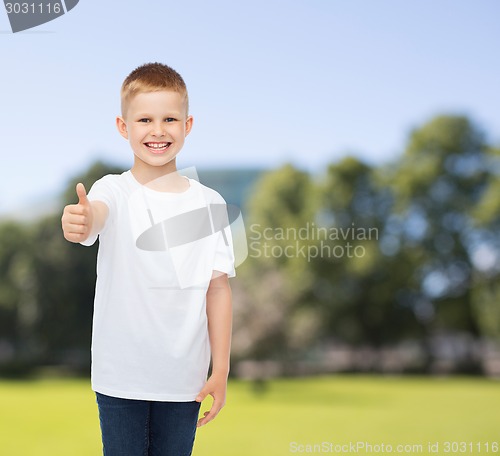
[0,375,498,455]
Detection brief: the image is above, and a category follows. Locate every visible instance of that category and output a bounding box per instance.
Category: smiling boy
[61,63,235,456]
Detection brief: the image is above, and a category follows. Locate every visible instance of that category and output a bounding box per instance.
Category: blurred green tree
[469,145,500,342]
[232,164,321,362]
[0,221,37,367]
[31,216,96,368]
[237,114,500,374]
[307,156,421,348]
[388,116,490,333]
[31,161,125,369]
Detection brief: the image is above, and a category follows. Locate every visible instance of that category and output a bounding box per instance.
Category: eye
[138,118,151,123]
[165,118,176,123]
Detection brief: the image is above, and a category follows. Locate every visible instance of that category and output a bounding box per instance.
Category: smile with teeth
[144,142,172,153]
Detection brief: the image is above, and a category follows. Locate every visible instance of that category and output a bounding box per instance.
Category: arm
[196,271,233,427]
[61,183,109,243]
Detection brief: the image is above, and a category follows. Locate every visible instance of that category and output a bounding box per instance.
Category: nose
[151,122,166,137]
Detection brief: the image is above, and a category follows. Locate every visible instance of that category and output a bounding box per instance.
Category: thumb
[196,386,210,403]
[76,183,89,206]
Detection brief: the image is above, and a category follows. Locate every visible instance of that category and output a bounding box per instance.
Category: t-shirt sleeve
[213,224,236,278]
[211,193,236,278]
[80,175,115,247]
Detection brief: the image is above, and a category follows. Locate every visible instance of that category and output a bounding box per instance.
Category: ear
[185,115,194,137]
[116,116,128,140]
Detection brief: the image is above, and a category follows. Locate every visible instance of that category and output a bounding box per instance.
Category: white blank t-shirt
[81,171,236,401]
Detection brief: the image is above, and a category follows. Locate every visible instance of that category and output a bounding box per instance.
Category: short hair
[120,62,189,117]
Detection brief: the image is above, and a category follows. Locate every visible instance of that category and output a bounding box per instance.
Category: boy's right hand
[61,183,94,243]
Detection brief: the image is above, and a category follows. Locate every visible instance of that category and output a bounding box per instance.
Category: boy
[61,63,235,456]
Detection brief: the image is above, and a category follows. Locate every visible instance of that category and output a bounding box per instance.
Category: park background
[1,1,499,455]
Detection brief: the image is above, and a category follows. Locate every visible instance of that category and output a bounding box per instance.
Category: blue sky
[0,0,499,213]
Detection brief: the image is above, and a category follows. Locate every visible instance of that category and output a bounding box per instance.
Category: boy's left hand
[195,373,228,427]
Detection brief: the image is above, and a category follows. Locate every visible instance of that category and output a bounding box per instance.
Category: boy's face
[116,90,193,173]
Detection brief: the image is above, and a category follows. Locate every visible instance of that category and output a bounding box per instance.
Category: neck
[131,157,177,183]
[131,158,189,192]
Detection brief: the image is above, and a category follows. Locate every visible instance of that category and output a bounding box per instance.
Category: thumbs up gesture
[61,183,94,243]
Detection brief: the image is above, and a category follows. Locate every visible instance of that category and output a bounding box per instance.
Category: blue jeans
[95,392,201,456]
